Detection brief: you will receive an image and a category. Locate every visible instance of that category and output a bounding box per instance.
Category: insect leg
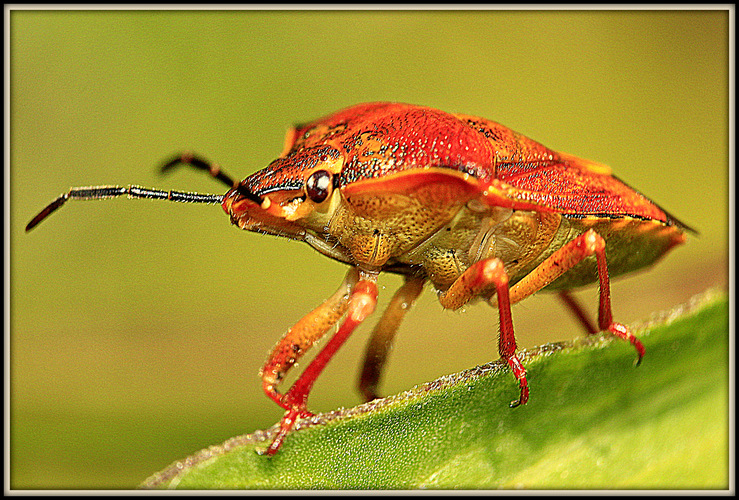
[507,229,644,364]
[160,152,238,189]
[357,275,425,402]
[558,290,598,334]
[438,258,528,408]
[260,267,360,409]
[265,272,379,456]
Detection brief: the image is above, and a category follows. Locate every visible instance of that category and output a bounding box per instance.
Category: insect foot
[607,322,646,366]
[506,355,530,408]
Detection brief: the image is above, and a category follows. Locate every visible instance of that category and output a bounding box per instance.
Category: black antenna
[160,152,264,206]
[26,185,224,232]
[160,152,237,189]
[27,153,269,232]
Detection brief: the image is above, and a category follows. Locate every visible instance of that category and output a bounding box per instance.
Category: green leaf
[141,289,729,489]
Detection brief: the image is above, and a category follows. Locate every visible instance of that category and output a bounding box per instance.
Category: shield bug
[26,102,691,455]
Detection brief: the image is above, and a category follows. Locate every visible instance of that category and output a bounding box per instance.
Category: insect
[27,102,690,456]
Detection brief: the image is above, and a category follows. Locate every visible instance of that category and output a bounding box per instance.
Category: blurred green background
[10,9,728,489]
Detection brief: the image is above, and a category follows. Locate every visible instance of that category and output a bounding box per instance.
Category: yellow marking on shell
[604,217,633,231]
[579,158,611,175]
[323,155,345,176]
[260,196,272,210]
[559,152,612,175]
[634,218,664,232]
[577,216,605,227]
[578,215,666,230]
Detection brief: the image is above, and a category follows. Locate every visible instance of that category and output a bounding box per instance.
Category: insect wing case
[236,103,685,288]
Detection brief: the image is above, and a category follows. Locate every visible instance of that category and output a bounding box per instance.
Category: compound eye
[305,169,332,203]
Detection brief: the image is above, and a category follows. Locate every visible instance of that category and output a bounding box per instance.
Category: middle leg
[358,275,426,402]
[558,290,598,335]
[438,258,529,407]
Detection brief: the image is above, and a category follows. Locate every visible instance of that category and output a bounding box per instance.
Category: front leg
[260,267,360,409]
[264,270,380,456]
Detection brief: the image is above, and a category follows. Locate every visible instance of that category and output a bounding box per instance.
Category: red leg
[438,258,529,407]
[358,275,425,402]
[558,290,598,335]
[260,268,359,409]
[438,230,645,410]
[591,237,645,364]
[265,275,379,456]
[508,229,644,364]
